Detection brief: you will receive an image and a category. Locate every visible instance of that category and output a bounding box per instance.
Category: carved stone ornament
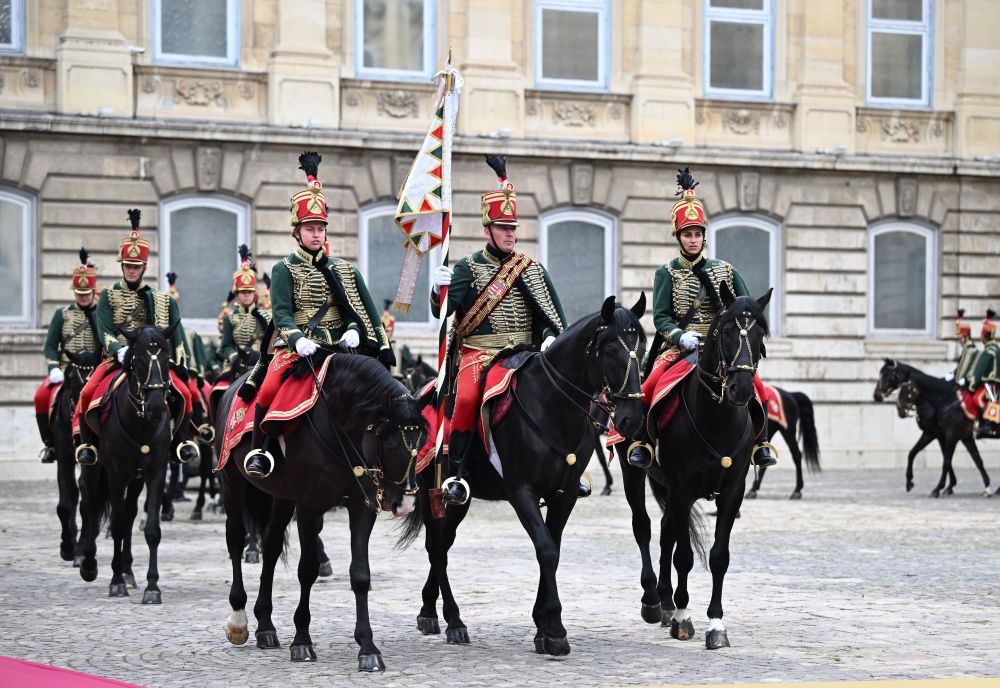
[196,147,222,191]
[141,76,159,94]
[571,164,594,206]
[896,177,918,217]
[739,172,760,211]
[375,89,418,118]
[552,102,595,127]
[237,81,255,100]
[23,70,39,88]
[345,91,360,108]
[880,116,921,143]
[722,108,759,135]
[176,79,226,107]
[525,98,540,116]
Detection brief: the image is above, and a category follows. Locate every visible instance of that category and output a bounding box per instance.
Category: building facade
[2,0,999,474]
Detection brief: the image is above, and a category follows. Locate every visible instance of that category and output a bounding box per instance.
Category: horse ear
[719,281,736,308]
[116,325,137,343]
[601,295,616,323]
[884,357,894,367]
[163,320,180,341]
[756,288,773,311]
[759,343,767,359]
[630,292,646,319]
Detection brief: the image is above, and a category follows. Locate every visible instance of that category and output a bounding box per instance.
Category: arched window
[0,186,35,326]
[708,214,781,334]
[868,220,937,337]
[160,195,250,328]
[358,203,438,332]
[539,208,616,325]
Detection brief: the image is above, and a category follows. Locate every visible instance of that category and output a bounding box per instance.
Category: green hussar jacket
[185,329,211,378]
[969,342,999,391]
[96,281,189,367]
[219,305,271,363]
[43,302,102,371]
[954,341,980,383]
[652,253,750,348]
[430,247,567,344]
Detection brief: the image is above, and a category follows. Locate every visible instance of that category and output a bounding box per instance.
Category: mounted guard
[969,309,999,435]
[239,151,395,478]
[219,245,271,368]
[954,309,980,419]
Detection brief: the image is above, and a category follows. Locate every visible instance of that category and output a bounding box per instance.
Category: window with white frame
[160,196,250,326]
[153,0,240,67]
[0,187,35,326]
[704,0,773,99]
[535,0,609,91]
[708,215,781,333]
[869,221,937,336]
[359,204,438,331]
[539,209,616,324]
[0,0,24,54]
[356,0,434,80]
[867,0,932,107]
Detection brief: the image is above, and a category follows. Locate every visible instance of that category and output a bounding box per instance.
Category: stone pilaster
[457,0,524,137]
[55,0,133,116]
[953,0,1000,158]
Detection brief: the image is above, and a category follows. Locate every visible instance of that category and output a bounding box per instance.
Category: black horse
[400,354,437,393]
[873,359,991,498]
[217,353,427,671]
[399,295,647,656]
[77,324,181,603]
[616,284,771,650]
[745,387,821,500]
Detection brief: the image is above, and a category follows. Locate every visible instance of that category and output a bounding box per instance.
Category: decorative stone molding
[523,90,630,141]
[855,108,953,155]
[571,164,594,205]
[176,79,225,107]
[340,80,437,132]
[374,89,419,118]
[739,171,760,211]
[694,100,796,149]
[896,177,918,217]
[134,66,266,122]
[0,58,56,111]
[196,147,222,191]
[237,81,255,100]
[553,102,596,127]
[722,108,759,135]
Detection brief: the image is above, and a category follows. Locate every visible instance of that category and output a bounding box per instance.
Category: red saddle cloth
[959,387,986,421]
[761,383,787,430]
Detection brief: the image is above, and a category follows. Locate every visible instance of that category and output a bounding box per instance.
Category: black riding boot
[751,417,778,467]
[244,405,282,478]
[36,413,56,464]
[626,425,655,469]
[75,422,99,466]
[442,430,473,505]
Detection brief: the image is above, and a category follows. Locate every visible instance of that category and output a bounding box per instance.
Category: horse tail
[689,502,709,569]
[242,481,287,562]
[395,493,424,550]
[792,391,821,472]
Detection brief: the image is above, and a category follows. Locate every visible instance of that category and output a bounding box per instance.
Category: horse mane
[894,362,952,397]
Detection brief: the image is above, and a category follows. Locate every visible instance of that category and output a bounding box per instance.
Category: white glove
[48,368,64,385]
[431,266,452,294]
[944,371,955,381]
[295,337,318,357]
[679,332,701,352]
[958,378,967,388]
[540,335,556,352]
[338,329,361,350]
[117,346,129,363]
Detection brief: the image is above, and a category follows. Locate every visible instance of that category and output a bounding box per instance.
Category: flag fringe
[392,301,412,313]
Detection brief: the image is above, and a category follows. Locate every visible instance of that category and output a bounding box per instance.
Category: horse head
[63,349,102,401]
[119,325,172,423]
[584,293,647,438]
[233,345,260,377]
[363,389,429,518]
[873,358,908,402]
[704,283,771,407]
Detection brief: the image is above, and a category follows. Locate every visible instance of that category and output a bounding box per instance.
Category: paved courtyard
[1,463,998,687]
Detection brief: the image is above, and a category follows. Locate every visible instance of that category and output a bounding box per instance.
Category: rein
[698,310,762,406]
[680,381,753,500]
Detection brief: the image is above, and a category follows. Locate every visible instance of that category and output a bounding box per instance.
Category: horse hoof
[534,635,545,654]
[670,618,696,640]
[256,629,281,649]
[141,589,161,605]
[745,490,758,500]
[73,555,83,568]
[542,636,571,656]
[417,615,440,634]
[705,629,731,649]
[943,487,954,496]
[123,573,137,589]
[290,644,316,662]
[318,560,333,578]
[984,489,994,499]
[161,510,174,522]
[600,486,612,496]
[906,480,914,492]
[358,653,385,672]
[245,550,260,564]
[446,626,469,644]
[80,563,98,582]
[108,583,129,598]
[139,517,147,530]
[789,490,802,500]
[641,603,663,624]
[190,510,202,521]
[60,545,75,562]
[929,489,940,498]
[227,624,249,645]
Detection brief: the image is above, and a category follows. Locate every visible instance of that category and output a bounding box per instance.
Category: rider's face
[296,221,327,251]
[237,291,256,307]
[122,263,145,285]
[75,291,95,307]
[484,224,517,253]
[678,229,705,256]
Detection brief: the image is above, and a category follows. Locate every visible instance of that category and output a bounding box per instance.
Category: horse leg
[705,484,742,650]
[745,466,765,499]
[160,462,176,522]
[120,479,141,589]
[316,533,332,578]
[786,427,805,500]
[346,503,385,672]
[434,498,472,643]
[56,450,80,562]
[107,475,129,598]
[534,490,578,653]
[960,437,992,496]
[223,470,250,645]
[595,433,613,495]
[141,465,166,604]
[415,488,442,635]
[905,431,933,493]
[667,495,696,641]
[619,452,660,623]
[191,469,206,521]
[930,438,955,498]
[253,497,295,650]
[77,466,105,582]
[656,501,677,624]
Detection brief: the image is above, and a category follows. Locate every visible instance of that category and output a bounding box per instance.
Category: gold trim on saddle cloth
[457,252,533,338]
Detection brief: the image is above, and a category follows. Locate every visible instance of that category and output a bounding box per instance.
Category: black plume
[676,167,699,195]
[298,151,322,178]
[238,244,251,264]
[225,291,235,304]
[988,309,997,319]
[485,154,508,180]
[262,273,271,289]
[957,308,965,318]
[79,247,91,267]
[127,208,141,229]
[166,272,177,286]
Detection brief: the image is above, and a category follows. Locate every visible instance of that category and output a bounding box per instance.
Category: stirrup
[578,471,593,498]
[75,443,98,466]
[175,440,200,464]
[751,442,778,466]
[441,476,470,506]
[244,449,275,478]
[626,441,655,468]
[197,423,216,443]
[39,446,56,463]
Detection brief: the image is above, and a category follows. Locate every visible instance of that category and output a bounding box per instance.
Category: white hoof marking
[671,608,691,623]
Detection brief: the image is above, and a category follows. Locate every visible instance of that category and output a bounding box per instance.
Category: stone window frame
[702,0,774,101]
[0,0,24,54]
[357,202,440,334]
[865,0,933,109]
[708,213,782,336]
[0,186,35,327]
[151,0,241,69]
[354,0,436,83]
[867,219,938,339]
[159,194,250,332]
[533,0,611,93]
[538,207,617,323]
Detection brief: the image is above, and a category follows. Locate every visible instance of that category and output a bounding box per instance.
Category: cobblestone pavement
[1,464,998,687]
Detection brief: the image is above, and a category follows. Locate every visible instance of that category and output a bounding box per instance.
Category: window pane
[0,198,24,318]
[711,0,764,9]
[160,0,228,59]
[871,32,922,100]
[715,226,770,299]
[710,21,764,91]
[546,220,606,324]
[541,9,600,82]
[874,231,927,330]
[363,0,425,72]
[169,206,238,320]
[0,0,12,46]
[367,214,430,323]
[872,0,922,21]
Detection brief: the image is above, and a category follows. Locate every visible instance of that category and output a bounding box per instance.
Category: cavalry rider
[34,248,102,463]
[430,154,569,506]
[218,245,271,368]
[953,309,979,391]
[620,168,778,470]
[967,309,998,418]
[166,271,216,439]
[239,151,395,478]
[73,209,199,466]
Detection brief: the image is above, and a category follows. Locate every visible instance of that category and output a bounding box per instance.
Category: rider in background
[218,245,271,371]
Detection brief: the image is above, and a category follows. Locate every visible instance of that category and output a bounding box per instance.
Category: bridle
[896,381,918,418]
[873,363,907,403]
[125,342,169,419]
[698,310,763,405]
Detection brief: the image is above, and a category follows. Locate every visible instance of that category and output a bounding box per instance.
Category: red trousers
[73,359,192,435]
[34,379,56,415]
[450,348,495,434]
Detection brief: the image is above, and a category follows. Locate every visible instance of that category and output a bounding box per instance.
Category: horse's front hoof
[906,479,914,492]
[789,490,802,500]
[446,626,469,644]
[533,634,545,654]
[108,583,129,598]
[542,635,571,656]
[600,485,612,496]
[641,602,663,624]
[358,653,385,672]
[290,643,316,662]
[745,489,758,500]
[141,589,161,605]
[80,562,98,582]
[245,550,260,564]
[983,489,994,498]
[73,555,83,568]
[705,629,730,649]
[417,615,440,634]
[226,612,249,646]
[943,487,954,496]
[60,544,75,562]
[318,560,333,578]
[190,510,202,521]
[123,572,137,589]
[670,618,696,640]
[929,489,941,498]
[256,629,280,649]
[161,509,174,522]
